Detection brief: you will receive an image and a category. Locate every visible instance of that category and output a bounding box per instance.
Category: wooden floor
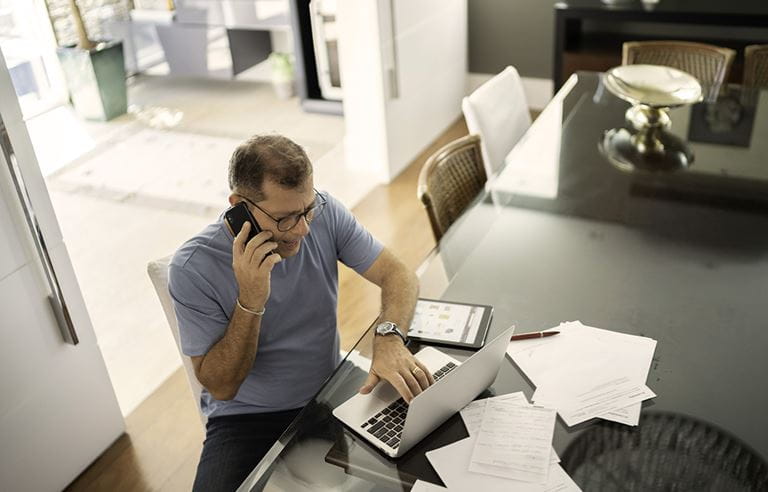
[66,118,469,492]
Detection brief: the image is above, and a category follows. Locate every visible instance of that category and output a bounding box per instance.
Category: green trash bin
[57,40,128,121]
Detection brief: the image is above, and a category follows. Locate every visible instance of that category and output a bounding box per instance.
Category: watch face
[376,322,406,344]
[376,322,396,335]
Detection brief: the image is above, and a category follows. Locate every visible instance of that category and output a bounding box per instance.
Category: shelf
[174,0,292,30]
[174,12,291,30]
[565,32,766,56]
[554,4,768,90]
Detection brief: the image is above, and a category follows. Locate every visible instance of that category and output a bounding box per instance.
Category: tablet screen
[408,299,492,348]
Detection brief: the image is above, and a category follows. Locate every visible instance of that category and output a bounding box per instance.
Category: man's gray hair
[228,134,312,200]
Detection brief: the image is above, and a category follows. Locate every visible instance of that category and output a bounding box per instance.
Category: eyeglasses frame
[237,188,326,232]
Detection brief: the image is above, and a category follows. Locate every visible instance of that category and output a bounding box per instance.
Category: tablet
[406,298,493,349]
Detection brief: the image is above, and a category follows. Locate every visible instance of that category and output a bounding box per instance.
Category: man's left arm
[357,248,434,403]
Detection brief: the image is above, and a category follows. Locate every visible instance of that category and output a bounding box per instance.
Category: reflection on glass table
[489,71,768,219]
[238,71,768,491]
[688,84,759,148]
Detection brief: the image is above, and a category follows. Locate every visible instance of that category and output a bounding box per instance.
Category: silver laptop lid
[396,325,515,454]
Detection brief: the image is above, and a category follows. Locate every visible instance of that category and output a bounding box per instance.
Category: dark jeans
[192,408,302,492]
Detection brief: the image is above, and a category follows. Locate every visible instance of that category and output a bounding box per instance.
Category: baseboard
[467,73,554,111]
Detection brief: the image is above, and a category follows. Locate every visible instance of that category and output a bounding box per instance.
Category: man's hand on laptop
[359,337,435,403]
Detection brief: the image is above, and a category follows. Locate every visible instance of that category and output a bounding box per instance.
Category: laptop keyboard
[361,361,458,449]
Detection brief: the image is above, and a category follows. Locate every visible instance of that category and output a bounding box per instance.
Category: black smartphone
[224,201,263,242]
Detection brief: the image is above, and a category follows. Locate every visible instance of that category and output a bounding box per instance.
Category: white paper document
[469,401,557,483]
[600,401,642,426]
[460,392,560,465]
[533,376,656,426]
[459,391,528,435]
[507,321,657,426]
[426,437,581,492]
[411,479,447,491]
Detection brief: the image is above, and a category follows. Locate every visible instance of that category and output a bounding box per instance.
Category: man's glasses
[239,189,327,232]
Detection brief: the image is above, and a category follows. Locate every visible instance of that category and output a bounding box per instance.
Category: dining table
[237,71,768,491]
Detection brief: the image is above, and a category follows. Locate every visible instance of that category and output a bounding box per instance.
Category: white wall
[337,0,390,182]
[383,0,467,179]
[339,0,468,183]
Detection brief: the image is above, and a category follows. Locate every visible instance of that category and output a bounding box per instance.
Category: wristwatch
[375,321,408,344]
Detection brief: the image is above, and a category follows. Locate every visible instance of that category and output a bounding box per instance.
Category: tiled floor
[30,73,379,415]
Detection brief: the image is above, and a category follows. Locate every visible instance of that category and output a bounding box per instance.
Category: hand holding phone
[226,201,281,310]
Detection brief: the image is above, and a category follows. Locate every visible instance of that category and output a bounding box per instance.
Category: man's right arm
[190,222,281,401]
[191,306,263,401]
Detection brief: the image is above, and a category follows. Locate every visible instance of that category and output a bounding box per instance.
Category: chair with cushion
[744,44,768,88]
[462,66,531,179]
[147,256,206,423]
[417,134,487,242]
[622,41,736,98]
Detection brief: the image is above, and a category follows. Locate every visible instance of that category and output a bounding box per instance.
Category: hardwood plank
[157,452,199,492]
[66,370,203,492]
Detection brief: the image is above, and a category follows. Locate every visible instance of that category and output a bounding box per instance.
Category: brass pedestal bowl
[599,64,703,172]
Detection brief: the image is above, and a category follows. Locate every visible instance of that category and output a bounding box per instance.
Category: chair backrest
[744,44,768,88]
[622,41,736,98]
[417,134,487,242]
[462,66,531,178]
[147,256,206,423]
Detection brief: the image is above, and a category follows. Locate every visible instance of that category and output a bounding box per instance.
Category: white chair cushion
[462,66,532,178]
[147,256,206,423]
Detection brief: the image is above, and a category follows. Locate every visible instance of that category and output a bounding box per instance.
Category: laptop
[333,325,514,458]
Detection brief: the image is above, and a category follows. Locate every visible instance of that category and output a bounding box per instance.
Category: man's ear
[228,193,239,206]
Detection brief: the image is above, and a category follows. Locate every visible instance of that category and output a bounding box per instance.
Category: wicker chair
[562,412,768,490]
[744,44,768,88]
[622,41,736,98]
[417,134,487,242]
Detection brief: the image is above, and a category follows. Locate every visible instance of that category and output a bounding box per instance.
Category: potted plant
[269,52,295,100]
[53,0,128,120]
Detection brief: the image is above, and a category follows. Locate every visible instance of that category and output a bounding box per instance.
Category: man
[168,134,432,491]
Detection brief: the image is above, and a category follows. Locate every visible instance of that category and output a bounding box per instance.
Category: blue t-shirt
[168,192,383,417]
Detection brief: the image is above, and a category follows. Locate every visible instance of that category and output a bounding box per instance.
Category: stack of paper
[425,392,581,491]
[506,321,657,426]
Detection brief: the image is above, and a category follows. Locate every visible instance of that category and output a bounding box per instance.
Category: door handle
[0,116,79,345]
[380,0,399,100]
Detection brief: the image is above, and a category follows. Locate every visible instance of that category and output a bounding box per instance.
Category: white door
[0,50,124,491]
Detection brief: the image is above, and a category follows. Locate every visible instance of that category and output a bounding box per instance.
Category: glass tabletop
[239,72,768,491]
